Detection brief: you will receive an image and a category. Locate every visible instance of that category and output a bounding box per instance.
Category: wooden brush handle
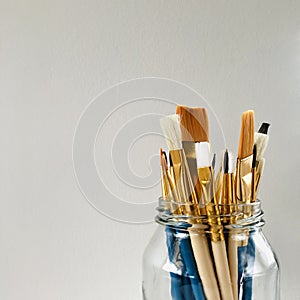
[189,228,221,300]
[212,239,234,300]
[228,233,239,300]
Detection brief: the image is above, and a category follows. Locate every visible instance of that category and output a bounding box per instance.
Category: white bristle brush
[254,122,270,192]
[160,114,221,300]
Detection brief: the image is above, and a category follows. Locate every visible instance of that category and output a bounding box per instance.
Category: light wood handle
[212,239,234,300]
[228,233,239,300]
[189,229,221,300]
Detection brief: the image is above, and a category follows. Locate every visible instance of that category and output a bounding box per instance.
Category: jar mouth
[156,197,264,230]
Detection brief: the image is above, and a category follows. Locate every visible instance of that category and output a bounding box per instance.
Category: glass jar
[142,199,280,300]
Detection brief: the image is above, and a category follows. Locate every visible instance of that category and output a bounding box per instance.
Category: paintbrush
[160,149,170,200]
[160,114,198,214]
[254,122,270,194]
[251,144,257,203]
[222,150,240,300]
[176,106,209,192]
[161,112,220,300]
[177,106,233,300]
[235,110,255,205]
[160,150,196,300]
[160,114,205,300]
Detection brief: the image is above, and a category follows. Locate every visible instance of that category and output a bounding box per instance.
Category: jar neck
[156,198,264,231]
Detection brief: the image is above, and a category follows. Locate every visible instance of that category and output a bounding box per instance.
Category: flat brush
[202,148,234,300]
[189,141,221,300]
[254,122,270,193]
[160,114,198,214]
[176,107,222,300]
[235,110,255,203]
[161,114,205,300]
[177,106,211,211]
[176,106,209,191]
[222,150,239,300]
[179,106,233,300]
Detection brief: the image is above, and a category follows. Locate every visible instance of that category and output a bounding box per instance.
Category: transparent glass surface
[142,200,280,300]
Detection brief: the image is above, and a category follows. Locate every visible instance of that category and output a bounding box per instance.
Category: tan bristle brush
[235,110,255,204]
[177,106,234,300]
[176,106,209,190]
[175,106,221,300]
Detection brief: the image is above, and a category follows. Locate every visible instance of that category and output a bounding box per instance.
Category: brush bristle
[195,142,211,168]
[160,114,182,150]
[254,132,269,161]
[176,106,209,142]
[258,122,270,134]
[162,151,168,165]
[238,110,255,159]
[224,150,229,173]
[212,153,216,169]
[160,149,168,171]
[228,150,235,173]
[160,148,168,169]
[252,144,257,169]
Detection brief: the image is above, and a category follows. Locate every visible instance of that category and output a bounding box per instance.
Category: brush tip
[252,144,257,168]
[258,122,270,134]
[238,110,255,158]
[223,149,229,173]
[176,105,209,142]
[212,153,216,169]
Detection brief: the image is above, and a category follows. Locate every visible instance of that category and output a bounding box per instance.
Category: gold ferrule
[169,149,198,216]
[206,202,224,242]
[235,155,253,203]
[221,173,236,223]
[166,168,182,214]
[214,167,223,205]
[181,153,200,216]
[182,141,198,188]
[195,166,213,215]
[255,159,264,193]
[251,166,257,203]
[160,168,169,200]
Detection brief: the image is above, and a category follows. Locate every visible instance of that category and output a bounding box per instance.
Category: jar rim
[156,197,264,230]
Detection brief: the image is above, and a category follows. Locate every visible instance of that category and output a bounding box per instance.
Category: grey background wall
[1,1,299,299]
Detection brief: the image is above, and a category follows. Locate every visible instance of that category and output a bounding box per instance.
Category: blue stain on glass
[165,226,196,300]
[242,235,255,300]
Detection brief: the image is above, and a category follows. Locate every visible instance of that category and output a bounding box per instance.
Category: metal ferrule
[221,173,236,223]
[160,168,169,200]
[182,141,198,188]
[195,166,213,215]
[214,168,223,205]
[206,202,224,242]
[235,155,253,203]
[255,159,264,193]
[251,165,257,203]
[169,149,199,216]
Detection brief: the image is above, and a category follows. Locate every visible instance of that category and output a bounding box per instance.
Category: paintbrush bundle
[158,106,272,300]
